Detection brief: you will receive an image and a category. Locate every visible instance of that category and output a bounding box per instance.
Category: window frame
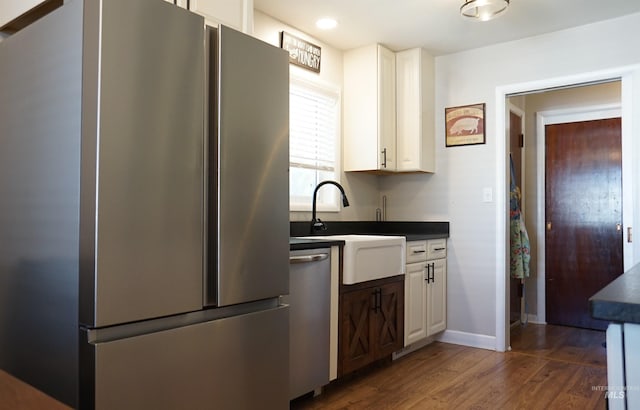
[288,73,342,212]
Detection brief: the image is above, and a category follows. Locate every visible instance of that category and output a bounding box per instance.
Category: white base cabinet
[606,323,640,409]
[404,239,447,346]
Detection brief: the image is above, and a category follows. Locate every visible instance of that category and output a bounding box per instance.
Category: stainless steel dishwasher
[284,248,331,400]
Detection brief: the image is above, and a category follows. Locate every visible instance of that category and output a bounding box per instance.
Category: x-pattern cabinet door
[340,279,404,376]
[373,281,404,357]
[340,287,376,374]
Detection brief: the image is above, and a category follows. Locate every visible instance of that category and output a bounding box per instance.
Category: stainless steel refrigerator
[0,0,290,408]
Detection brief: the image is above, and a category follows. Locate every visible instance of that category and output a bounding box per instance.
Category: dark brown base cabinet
[339,277,404,376]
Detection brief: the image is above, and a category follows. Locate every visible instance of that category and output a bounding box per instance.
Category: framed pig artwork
[445,103,485,147]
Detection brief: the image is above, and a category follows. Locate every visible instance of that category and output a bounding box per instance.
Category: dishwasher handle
[289,253,329,264]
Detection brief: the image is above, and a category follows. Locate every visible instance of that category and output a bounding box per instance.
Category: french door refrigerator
[0,0,290,408]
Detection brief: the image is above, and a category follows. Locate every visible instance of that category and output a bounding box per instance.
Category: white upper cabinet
[396,48,435,172]
[0,0,64,34]
[344,44,435,173]
[164,0,188,7]
[189,0,253,33]
[344,44,396,172]
[0,0,42,29]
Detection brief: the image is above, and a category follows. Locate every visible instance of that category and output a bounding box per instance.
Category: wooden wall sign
[280,31,321,73]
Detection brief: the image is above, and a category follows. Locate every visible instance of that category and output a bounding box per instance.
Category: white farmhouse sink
[300,235,406,284]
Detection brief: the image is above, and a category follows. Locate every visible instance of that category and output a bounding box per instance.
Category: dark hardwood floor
[292,324,607,409]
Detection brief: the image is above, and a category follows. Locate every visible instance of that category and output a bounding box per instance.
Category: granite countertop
[289,221,449,251]
[589,263,640,324]
[289,237,345,251]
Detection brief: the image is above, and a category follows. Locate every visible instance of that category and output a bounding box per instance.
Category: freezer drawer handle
[289,253,329,264]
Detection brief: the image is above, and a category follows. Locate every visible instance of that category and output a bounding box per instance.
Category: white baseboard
[435,329,497,351]
[392,337,436,360]
[523,314,546,324]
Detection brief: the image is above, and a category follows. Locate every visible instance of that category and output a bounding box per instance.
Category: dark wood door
[372,281,404,357]
[509,110,523,325]
[340,287,375,375]
[545,118,623,330]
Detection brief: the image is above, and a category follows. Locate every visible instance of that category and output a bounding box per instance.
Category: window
[289,76,341,212]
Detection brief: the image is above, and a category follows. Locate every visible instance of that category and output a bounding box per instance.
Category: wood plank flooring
[0,370,70,410]
[292,324,607,409]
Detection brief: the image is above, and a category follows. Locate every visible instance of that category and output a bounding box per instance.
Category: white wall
[381,12,640,343]
[253,11,380,222]
[517,82,621,320]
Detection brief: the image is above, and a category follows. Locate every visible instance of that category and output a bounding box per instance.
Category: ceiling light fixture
[460,0,509,22]
[316,18,337,30]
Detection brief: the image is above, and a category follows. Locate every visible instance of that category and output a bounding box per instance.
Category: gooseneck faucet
[311,180,350,233]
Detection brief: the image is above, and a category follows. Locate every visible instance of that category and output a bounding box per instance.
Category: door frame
[507,103,526,328]
[535,105,623,325]
[508,103,526,210]
[495,65,640,352]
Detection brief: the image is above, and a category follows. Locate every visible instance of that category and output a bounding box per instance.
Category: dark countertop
[289,237,345,251]
[590,263,640,324]
[289,221,449,251]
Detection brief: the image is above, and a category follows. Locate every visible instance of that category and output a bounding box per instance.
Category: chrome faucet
[311,180,350,233]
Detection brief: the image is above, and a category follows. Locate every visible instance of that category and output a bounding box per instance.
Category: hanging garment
[510,155,530,279]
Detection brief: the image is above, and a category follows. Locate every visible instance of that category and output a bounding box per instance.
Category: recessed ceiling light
[316,18,337,30]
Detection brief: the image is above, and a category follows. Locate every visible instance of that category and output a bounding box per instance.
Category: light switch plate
[483,187,493,203]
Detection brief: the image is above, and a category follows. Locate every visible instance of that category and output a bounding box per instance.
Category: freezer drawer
[87,305,288,410]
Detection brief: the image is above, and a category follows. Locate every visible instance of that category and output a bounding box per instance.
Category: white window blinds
[289,76,341,211]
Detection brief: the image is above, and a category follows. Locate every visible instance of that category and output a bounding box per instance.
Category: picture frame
[280,31,322,73]
[445,103,486,147]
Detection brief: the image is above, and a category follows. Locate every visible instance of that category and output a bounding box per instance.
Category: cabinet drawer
[426,239,446,260]
[406,241,427,263]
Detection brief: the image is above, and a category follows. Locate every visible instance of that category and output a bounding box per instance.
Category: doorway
[499,75,633,351]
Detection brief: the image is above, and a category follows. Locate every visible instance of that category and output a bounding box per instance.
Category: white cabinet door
[606,324,626,410]
[189,0,253,33]
[396,48,435,173]
[343,44,396,172]
[427,259,447,336]
[625,323,640,409]
[378,45,396,171]
[404,262,427,346]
